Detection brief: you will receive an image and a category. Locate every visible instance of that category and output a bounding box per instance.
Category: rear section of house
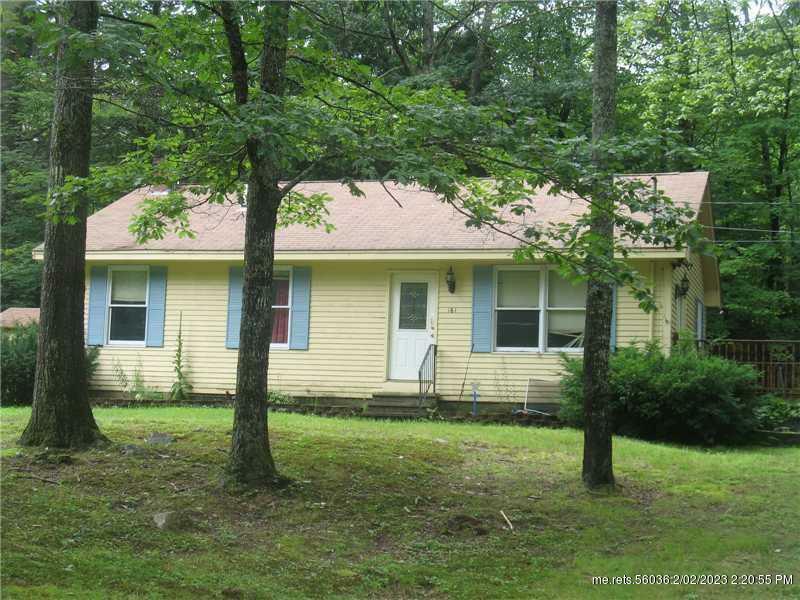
[42,174,720,413]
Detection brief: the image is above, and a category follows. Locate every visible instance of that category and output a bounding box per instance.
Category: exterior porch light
[675,272,690,298]
[446,266,456,294]
[672,259,691,299]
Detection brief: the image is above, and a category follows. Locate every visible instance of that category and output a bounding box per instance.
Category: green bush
[559,341,763,445]
[1,324,104,406]
[1,324,38,406]
[755,395,800,431]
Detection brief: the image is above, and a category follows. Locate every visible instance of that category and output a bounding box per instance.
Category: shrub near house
[559,340,764,445]
[0,324,99,406]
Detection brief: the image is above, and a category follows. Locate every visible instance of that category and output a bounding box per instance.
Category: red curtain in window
[273,278,289,305]
[271,278,290,343]
[272,308,289,343]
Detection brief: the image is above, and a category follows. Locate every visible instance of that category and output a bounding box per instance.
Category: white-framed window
[676,294,686,331]
[271,269,292,346]
[546,270,587,349]
[494,267,586,352]
[695,298,705,341]
[107,266,149,345]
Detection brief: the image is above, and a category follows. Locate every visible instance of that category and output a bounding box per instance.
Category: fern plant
[169,312,193,402]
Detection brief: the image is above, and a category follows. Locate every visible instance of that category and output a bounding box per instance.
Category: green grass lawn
[1,407,798,599]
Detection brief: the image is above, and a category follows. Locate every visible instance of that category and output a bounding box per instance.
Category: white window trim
[106,265,149,347]
[493,265,586,354]
[494,265,544,352]
[270,267,292,350]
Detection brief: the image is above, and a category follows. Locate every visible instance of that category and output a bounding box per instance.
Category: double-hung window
[271,270,291,346]
[546,271,587,349]
[494,267,586,352]
[495,269,541,350]
[107,267,149,344]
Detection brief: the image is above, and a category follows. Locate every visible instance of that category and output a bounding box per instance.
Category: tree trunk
[422,0,434,72]
[227,174,281,484]
[581,0,616,489]
[383,1,413,76]
[225,1,289,486]
[468,2,494,101]
[20,1,104,448]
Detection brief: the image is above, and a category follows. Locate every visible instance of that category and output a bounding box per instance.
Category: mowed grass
[1,407,798,599]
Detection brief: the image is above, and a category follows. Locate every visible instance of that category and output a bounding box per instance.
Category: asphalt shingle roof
[85,173,709,253]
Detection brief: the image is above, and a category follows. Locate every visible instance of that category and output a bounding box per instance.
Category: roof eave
[39,247,692,263]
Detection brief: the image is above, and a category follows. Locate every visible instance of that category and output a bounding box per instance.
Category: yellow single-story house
[35,172,720,413]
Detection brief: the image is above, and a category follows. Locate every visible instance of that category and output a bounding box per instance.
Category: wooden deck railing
[705,339,800,399]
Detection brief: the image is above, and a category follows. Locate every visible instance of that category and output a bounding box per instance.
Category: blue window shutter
[471,265,493,352]
[226,266,244,349]
[146,266,167,347]
[289,266,311,350]
[610,285,618,351]
[87,265,108,346]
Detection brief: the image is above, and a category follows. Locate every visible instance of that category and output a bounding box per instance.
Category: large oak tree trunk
[20,1,104,448]
[224,1,289,485]
[581,0,617,489]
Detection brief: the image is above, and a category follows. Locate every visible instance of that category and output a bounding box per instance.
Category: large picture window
[108,267,148,344]
[494,268,586,352]
[271,271,291,345]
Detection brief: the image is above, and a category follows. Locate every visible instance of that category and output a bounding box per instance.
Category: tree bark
[581,0,616,489]
[222,1,289,486]
[422,0,435,72]
[383,1,413,76]
[20,0,104,448]
[468,2,494,101]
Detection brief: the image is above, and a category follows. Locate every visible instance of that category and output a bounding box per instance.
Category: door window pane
[547,310,585,348]
[399,282,427,330]
[109,306,147,341]
[548,272,586,308]
[497,270,539,308]
[496,310,539,348]
[111,270,147,304]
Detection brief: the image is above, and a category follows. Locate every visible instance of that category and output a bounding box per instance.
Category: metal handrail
[418,344,437,407]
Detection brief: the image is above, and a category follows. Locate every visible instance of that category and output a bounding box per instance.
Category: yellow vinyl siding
[86,257,682,404]
[434,261,673,404]
[669,252,704,340]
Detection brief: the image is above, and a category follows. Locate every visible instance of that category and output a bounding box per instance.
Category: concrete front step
[363,405,432,419]
[369,393,437,409]
[365,393,437,418]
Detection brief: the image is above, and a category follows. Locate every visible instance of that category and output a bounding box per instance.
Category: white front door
[389,273,437,380]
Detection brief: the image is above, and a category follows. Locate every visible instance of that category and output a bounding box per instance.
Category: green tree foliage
[1,1,796,329]
[0,0,165,309]
[619,0,800,338]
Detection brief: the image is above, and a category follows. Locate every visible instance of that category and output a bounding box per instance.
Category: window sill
[106,341,146,348]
